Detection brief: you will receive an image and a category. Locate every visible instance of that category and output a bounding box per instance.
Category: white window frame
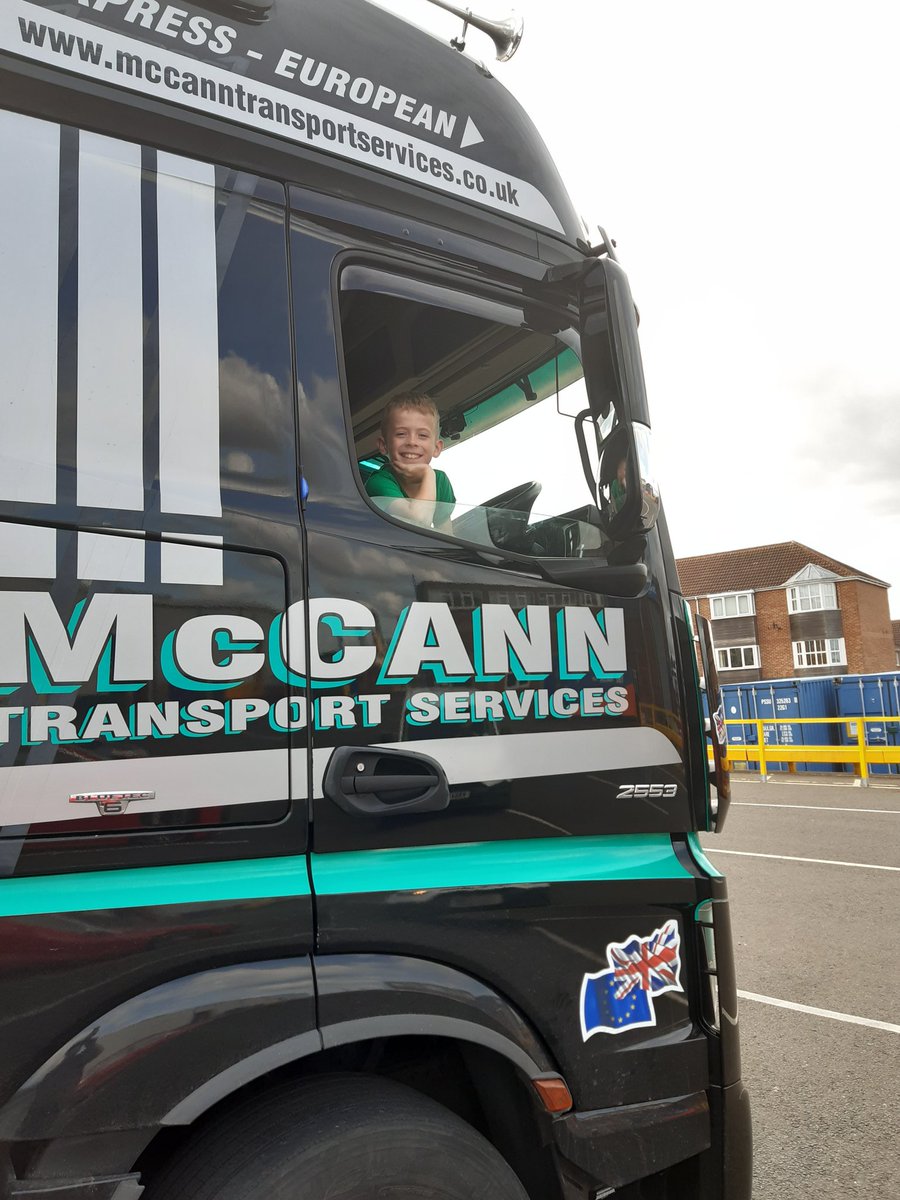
[709,591,755,619]
[715,645,759,671]
[787,581,838,613]
[792,637,846,668]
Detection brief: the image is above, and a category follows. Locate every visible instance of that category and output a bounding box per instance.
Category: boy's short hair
[381,392,440,437]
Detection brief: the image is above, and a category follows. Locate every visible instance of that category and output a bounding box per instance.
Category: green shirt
[365,464,456,506]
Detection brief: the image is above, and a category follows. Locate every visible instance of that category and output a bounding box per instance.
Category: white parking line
[738,990,900,1034]
[707,848,900,871]
[733,802,900,815]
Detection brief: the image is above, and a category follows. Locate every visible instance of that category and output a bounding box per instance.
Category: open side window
[340,267,641,575]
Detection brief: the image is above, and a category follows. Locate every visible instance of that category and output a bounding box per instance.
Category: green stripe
[687,832,722,877]
[312,834,692,895]
[0,835,693,919]
[0,855,311,918]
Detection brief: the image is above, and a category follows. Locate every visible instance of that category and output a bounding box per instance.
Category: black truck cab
[0,3,749,1198]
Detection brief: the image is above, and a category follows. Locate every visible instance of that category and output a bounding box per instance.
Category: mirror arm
[594,225,619,262]
[574,409,599,507]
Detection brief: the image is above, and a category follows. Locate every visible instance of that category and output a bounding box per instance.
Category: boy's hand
[392,462,436,501]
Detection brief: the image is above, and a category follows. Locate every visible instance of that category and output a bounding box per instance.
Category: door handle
[322,746,450,817]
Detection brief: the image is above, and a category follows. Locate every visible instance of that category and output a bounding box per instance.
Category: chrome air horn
[423,1,524,62]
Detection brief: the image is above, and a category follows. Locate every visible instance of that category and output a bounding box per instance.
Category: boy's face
[379,406,443,471]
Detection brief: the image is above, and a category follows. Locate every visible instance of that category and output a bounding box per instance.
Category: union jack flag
[610,921,681,999]
[713,702,727,746]
[580,920,683,1039]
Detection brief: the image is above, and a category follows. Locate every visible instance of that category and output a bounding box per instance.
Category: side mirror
[695,614,732,828]
[578,258,651,427]
[597,421,661,539]
[578,262,618,423]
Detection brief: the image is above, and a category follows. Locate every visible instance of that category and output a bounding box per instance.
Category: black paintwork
[288,217,696,849]
[0,956,318,1141]
[0,5,750,1194]
[315,953,554,1078]
[0,896,313,1116]
[316,878,711,1113]
[708,877,742,1087]
[553,1090,711,1190]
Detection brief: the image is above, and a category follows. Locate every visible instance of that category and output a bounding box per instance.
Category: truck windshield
[343,281,621,558]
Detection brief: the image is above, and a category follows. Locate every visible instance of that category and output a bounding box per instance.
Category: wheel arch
[0,954,564,1198]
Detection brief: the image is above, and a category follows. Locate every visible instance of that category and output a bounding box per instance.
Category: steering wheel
[478,481,543,553]
[480,480,542,515]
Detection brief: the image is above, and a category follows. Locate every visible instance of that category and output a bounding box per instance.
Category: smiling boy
[365,393,455,528]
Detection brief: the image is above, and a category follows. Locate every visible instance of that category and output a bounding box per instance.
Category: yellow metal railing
[709,715,900,785]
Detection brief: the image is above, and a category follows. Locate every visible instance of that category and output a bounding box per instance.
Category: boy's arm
[433,471,455,533]
[395,465,437,504]
[367,466,438,527]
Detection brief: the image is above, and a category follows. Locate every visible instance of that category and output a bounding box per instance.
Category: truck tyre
[142,1074,531,1200]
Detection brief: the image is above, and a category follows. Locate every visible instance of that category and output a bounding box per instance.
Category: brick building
[893,620,900,668]
[676,542,894,683]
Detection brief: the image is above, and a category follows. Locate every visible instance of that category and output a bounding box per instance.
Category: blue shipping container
[833,674,900,776]
[721,677,837,773]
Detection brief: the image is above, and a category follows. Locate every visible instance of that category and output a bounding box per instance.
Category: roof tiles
[675,541,888,597]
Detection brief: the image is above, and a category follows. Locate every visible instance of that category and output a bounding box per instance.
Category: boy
[365,393,455,529]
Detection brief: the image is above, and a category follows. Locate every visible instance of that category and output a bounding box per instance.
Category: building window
[715,645,759,670]
[792,638,846,668]
[709,592,754,618]
[787,582,838,612]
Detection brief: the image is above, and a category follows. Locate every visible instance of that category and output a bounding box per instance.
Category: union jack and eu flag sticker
[580,920,684,1038]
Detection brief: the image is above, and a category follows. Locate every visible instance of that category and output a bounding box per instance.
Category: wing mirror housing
[580,257,650,426]
[597,420,661,540]
[576,257,659,538]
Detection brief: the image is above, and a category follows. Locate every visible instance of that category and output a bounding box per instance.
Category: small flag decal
[580,920,683,1039]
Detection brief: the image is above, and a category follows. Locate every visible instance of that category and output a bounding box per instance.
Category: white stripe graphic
[157,153,222,519]
[309,727,682,798]
[77,531,145,583]
[0,3,565,235]
[0,111,59,508]
[161,534,224,587]
[0,524,56,579]
[0,749,290,828]
[4,729,679,825]
[738,990,900,1034]
[77,133,144,511]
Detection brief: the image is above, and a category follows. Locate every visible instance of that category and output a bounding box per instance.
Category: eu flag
[581,968,654,1037]
[579,920,683,1039]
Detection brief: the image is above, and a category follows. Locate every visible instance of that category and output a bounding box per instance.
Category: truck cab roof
[2,0,584,244]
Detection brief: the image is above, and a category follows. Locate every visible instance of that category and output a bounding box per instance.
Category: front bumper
[553,1089,710,1191]
[553,1078,751,1199]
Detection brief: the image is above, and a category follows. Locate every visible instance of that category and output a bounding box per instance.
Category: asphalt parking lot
[701,775,900,1199]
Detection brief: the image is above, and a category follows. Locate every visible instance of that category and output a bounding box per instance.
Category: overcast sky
[380,0,900,615]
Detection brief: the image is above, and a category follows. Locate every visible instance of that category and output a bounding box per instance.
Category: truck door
[291,219,707,1118]
[0,112,314,1125]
